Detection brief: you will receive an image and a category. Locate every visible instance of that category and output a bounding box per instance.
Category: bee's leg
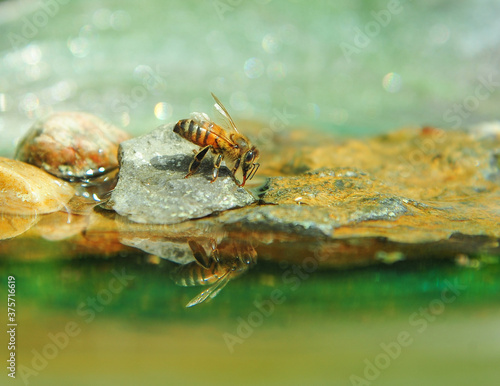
[185,146,211,179]
[231,158,241,176]
[230,158,241,185]
[211,154,223,183]
[209,238,221,262]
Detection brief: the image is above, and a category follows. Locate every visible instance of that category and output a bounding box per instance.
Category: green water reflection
[2,255,500,385]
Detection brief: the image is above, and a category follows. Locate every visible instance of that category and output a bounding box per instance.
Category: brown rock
[33,211,89,241]
[15,112,130,180]
[0,157,75,215]
[0,213,39,240]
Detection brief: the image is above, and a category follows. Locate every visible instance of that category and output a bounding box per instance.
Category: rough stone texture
[251,126,500,244]
[107,124,256,224]
[254,168,411,236]
[15,112,130,180]
[2,125,499,268]
[0,157,75,215]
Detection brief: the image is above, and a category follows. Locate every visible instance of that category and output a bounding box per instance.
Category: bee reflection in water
[171,239,257,307]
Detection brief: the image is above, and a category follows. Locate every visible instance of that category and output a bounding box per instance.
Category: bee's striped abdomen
[172,263,218,287]
[173,119,220,149]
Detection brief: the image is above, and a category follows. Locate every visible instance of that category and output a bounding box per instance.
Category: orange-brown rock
[0,157,75,216]
[15,112,130,180]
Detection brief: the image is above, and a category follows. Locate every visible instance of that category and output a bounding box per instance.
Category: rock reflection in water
[123,231,257,307]
[0,168,118,240]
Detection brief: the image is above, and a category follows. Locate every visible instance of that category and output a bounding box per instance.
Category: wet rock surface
[15,112,130,180]
[106,124,256,224]
[0,157,75,216]
[1,124,499,267]
[253,126,500,244]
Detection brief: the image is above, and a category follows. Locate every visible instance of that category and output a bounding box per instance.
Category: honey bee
[171,239,256,307]
[173,93,260,187]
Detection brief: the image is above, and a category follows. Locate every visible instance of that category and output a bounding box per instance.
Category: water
[1,1,500,385]
[3,254,500,385]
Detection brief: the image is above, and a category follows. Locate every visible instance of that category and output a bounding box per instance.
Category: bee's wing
[189,111,211,122]
[211,92,240,134]
[185,270,231,308]
[188,240,211,269]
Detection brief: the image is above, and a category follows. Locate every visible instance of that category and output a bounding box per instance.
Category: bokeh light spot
[154,102,173,120]
[244,57,264,79]
[382,72,402,93]
[19,93,39,112]
[110,10,131,30]
[68,37,90,58]
[429,23,450,45]
[262,34,281,54]
[331,108,349,125]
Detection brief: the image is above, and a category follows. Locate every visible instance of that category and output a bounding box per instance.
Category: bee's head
[240,147,260,187]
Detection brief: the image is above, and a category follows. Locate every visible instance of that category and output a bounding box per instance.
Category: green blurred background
[1,1,500,385]
[1,0,500,157]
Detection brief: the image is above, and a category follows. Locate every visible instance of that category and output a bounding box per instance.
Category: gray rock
[217,204,336,238]
[106,123,256,224]
[120,237,196,264]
